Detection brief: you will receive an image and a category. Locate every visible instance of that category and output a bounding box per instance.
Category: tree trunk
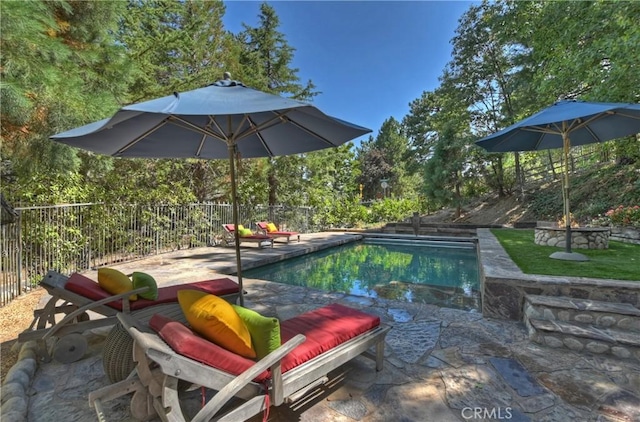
[514,152,524,198]
[547,150,557,180]
[192,161,207,202]
[268,163,278,206]
[495,156,506,197]
[454,178,462,218]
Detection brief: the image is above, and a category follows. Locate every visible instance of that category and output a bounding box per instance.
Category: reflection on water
[243,241,481,312]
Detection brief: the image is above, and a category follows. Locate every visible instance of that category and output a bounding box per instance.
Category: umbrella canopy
[51,75,371,304]
[476,100,640,260]
[52,78,369,159]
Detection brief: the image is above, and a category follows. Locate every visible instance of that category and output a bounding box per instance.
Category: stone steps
[524,294,640,362]
[524,294,640,332]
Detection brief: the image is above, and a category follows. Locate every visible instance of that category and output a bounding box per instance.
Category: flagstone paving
[6,232,640,421]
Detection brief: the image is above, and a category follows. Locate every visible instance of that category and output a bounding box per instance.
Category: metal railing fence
[502,144,614,187]
[0,202,317,306]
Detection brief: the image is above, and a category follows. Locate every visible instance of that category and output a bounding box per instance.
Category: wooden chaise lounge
[222,224,274,248]
[89,304,390,421]
[18,270,240,363]
[256,221,300,243]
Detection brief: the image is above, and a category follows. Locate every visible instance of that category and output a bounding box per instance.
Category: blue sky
[223,1,473,144]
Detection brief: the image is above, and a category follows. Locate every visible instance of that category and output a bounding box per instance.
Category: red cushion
[257,222,297,236]
[269,231,298,236]
[279,304,380,372]
[240,234,271,239]
[65,273,239,311]
[65,272,112,301]
[150,304,381,381]
[150,314,271,383]
[132,278,239,310]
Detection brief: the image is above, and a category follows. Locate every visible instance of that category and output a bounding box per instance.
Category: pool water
[243,238,481,312]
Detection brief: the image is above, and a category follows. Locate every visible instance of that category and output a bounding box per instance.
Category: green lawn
[490,229,640,281]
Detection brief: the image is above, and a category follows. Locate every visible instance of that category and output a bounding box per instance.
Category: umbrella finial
[211,73,245,88]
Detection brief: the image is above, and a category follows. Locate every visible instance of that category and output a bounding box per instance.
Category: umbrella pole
[228,143,244,306]
[562,133,572,254]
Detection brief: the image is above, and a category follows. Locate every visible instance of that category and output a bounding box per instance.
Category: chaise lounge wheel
[76,311,90,322]
[130,390,157,421]
[103,321,136,383]
[52,333,88,364]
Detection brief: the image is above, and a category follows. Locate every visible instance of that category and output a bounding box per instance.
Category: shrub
[605,205,640,228]
[367,198,420,224]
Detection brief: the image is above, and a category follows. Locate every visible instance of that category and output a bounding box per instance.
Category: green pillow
[131,271,159,300]
[239,228,253,236]
[232,305,281,360]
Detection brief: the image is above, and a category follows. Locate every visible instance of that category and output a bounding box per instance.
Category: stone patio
[4,231,640,421]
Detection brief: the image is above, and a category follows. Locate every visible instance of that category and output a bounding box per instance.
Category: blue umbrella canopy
[52,78,370,159]
[51,75,371,303]
[476,100,640,260]
[476,100,640,152]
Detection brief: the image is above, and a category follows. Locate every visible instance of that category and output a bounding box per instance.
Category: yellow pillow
[98,268,137,301]
[237,224,245,231]
[266,223,278,233]
[177,290,256,358]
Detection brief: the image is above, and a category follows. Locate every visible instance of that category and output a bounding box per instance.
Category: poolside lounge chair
[222,224,274,248]
[89,304,390,422]
[256,221,300,243]
[18,270,240,363]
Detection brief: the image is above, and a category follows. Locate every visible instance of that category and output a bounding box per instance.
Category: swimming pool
[243,236,481,312]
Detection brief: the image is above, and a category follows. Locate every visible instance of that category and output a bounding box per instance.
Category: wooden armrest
[192,334,306,422]
[116,312,152,335]
[41,286,149,342]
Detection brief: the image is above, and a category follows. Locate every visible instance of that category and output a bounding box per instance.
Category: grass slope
[490,229,640,281]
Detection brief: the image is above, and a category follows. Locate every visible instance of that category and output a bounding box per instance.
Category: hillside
[421,194,536,226]
[420,163,640,226]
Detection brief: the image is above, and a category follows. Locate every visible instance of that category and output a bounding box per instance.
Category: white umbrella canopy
[52,75,372,304]
[476,99,640,261]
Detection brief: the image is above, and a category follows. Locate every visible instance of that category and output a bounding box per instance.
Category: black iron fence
[0,202,316,306]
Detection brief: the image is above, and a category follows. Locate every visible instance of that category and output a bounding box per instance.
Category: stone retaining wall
[483,275,640,321]
[477,228,640,321]
[610,226,640,245]
[534,227,610,249]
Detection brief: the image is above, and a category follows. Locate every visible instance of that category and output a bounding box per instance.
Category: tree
[235,3,319,205]
[445,1,528,197]
[304,145,359,207]
[507,0,640,164]
[357,118,418,200]
[111,0,239,204]
[119,0,234,100]
[404,91,443,169]
[423,124,467,217]
[1,0,131,205]
[357,140,393,200]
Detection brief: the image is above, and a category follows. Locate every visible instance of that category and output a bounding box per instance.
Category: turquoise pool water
[243,238,481,312]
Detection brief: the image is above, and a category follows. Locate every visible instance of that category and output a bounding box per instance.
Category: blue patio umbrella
[476,100,640,260]
[51,74,371,304]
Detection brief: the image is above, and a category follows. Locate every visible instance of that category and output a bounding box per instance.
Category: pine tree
[1,0,130,204]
